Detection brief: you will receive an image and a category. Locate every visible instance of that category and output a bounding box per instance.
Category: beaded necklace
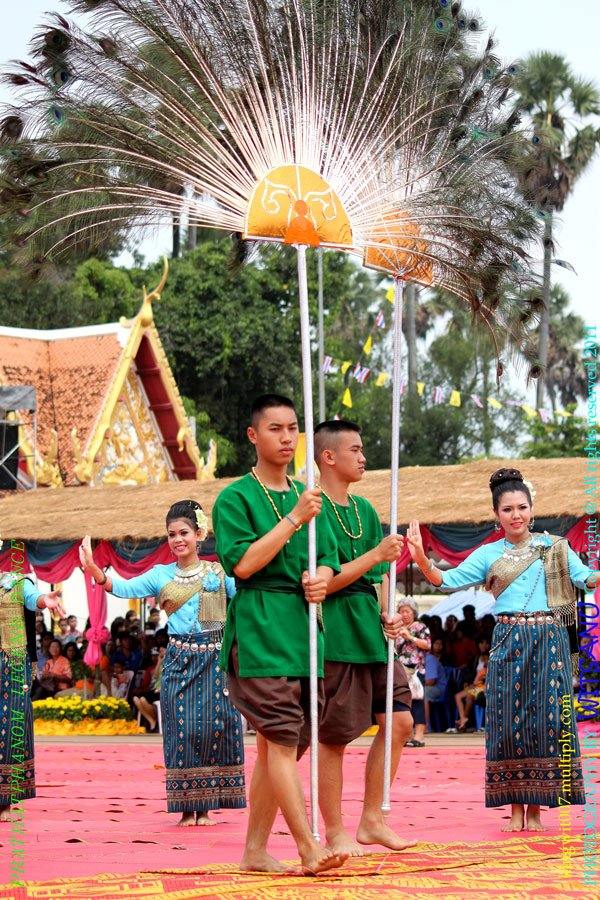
[251,467,300,522]
[321,489,363,540]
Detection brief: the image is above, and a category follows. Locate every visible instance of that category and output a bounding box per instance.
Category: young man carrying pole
[313,419,415,856]
[212,395,347,875]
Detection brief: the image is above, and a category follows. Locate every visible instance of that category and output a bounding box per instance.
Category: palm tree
[515,52,600,408]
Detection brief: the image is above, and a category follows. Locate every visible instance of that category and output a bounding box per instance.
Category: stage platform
[0,730,598,898]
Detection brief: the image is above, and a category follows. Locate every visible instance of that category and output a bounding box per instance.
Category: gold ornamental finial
[139,256,169,326]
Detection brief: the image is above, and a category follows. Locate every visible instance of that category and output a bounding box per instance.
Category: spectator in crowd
[424,637,448,703]
[56,618,72,645]
[110,661,134,699]
[454,637,490,731]
[110,616,126,640]
[33,640,72,698]
[395,597,431,747]
[134,646,164,730]
[443,614,458,637]
[110,633,142,672]
[447,626,478,669]
[428,615,443,640]
[64,643,95,694]
[145,608,161,633]
[477,614,496,642]
[36,632,53,670]
[67,615,82,643]
[458,603,477,639]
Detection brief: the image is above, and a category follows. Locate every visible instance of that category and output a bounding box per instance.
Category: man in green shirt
[314,419,415,856]
[212,394,347,876]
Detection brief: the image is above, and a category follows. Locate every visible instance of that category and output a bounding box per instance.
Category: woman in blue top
[407,468,597,833]
[0,567,64,822]
[79,499,245,826]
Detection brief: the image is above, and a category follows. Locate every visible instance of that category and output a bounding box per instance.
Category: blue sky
[1,0,598,332]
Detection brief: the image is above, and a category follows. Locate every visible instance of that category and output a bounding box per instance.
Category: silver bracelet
[285,513,300,531]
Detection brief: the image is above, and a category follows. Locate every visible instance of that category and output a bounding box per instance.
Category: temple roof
[0,265,203,486]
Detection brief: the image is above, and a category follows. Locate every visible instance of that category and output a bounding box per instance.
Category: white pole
[382,276,404,814]
[317,248,325,422]
[296,244,320,841]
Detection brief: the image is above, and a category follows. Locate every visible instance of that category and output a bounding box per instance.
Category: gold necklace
[321,489,363,540]
[251,467,300,522]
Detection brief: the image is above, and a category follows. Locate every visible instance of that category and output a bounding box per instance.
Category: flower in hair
[522,478,536,501]
[195,507,208,534]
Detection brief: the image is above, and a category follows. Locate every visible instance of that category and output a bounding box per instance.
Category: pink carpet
[1,732,598,884]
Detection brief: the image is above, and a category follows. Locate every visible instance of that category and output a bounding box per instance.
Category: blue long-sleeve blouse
[439,535,594,615]
[109,563,236,635]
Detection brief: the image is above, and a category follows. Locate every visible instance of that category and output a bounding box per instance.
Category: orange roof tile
[0,328,124,484]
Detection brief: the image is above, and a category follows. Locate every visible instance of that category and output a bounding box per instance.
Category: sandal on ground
[405,739,425,747]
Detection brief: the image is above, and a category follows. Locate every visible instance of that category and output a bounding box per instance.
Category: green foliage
[521,405,590,458]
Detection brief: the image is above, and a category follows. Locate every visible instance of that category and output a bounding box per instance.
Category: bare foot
[178,812,196,826]
[196,812,216,826]
[240,850,289,873]
[0,807,13,822]
[325,828,366,857]
[356,820,417,852]
[526,805,546,832]
[501,805,525,832]
[300,844,348,876]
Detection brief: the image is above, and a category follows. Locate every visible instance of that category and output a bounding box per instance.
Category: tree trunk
[536,212,553,408]
[406,282,417,392]
[172,219,181,258]
[187,224,197,251]
[481,354,492,456]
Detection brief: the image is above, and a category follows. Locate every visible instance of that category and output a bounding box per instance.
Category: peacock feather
[0,0,542,374]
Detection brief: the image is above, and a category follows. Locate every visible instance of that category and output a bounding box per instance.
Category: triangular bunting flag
[342,388,353,408]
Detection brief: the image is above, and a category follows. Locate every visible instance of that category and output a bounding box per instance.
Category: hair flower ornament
[523,479,537,501]
[202,572,221,593]
[195,507,208,537]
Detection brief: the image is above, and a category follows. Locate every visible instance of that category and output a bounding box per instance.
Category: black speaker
[0,422,19,489]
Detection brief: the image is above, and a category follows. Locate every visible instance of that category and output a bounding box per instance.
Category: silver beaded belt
[497,613,555,626]
[169,628,224,653]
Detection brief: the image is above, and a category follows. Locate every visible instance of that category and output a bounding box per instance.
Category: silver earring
[529,518,535,531]
[494,522,501,532]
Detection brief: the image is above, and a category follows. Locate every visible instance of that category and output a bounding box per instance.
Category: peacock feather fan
[0,0,542,375]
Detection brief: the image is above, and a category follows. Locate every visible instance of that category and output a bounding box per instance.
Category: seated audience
[424,637,449,702]
[454,637,490,731]
[33,640,72,698]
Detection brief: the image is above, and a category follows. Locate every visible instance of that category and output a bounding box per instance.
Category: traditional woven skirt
[162,630,246,814]
[0,651,35,806]
[485,619,585,808]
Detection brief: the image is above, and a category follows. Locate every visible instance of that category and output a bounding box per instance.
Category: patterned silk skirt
[162,631,246,814]
[0,651,35,806]
[485,619,585,808]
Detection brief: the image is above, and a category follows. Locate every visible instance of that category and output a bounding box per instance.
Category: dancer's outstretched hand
[40,590,66,619]
[302,571,327,604]
[406,520,425,562]
[78,535,94,570]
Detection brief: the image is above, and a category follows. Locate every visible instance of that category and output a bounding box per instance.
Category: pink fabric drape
[83,572,109,667]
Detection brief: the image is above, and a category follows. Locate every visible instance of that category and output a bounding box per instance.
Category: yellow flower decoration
[195,507,208,537]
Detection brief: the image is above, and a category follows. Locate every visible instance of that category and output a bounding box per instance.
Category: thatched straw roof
[0,457,592,543]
